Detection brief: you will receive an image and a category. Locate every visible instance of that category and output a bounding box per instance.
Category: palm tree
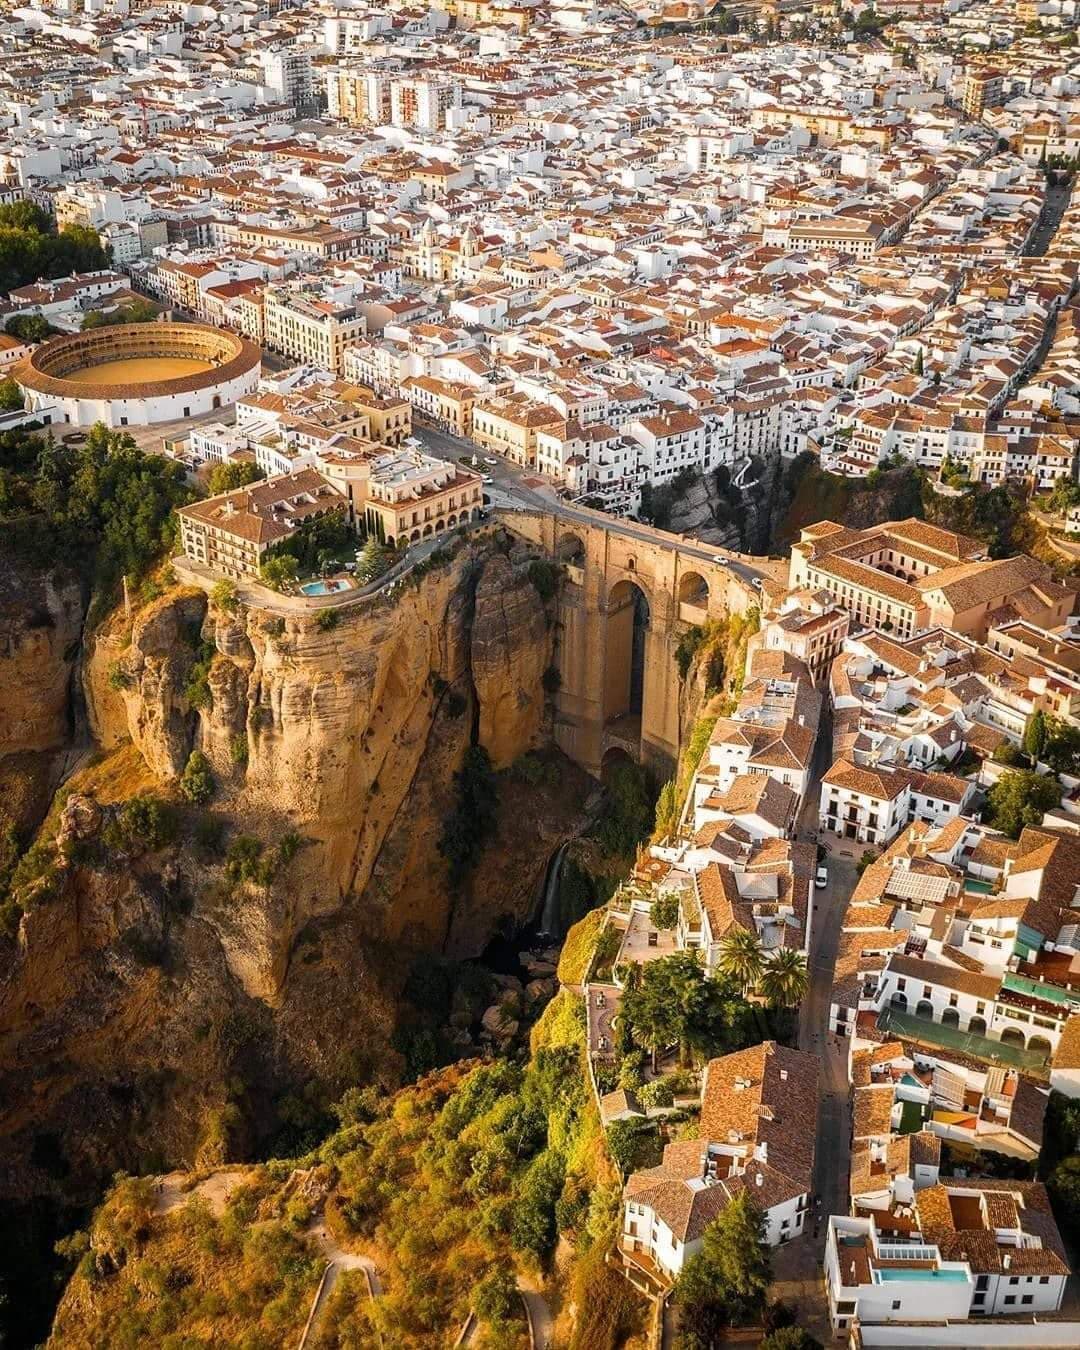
[715,927,765,995]
[758,948,809,1009]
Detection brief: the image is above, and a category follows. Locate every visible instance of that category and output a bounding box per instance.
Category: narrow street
[1024,177,1073,256]
[771,710,854,1334]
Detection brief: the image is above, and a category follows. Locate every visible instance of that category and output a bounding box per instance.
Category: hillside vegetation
[51,989,646,1350]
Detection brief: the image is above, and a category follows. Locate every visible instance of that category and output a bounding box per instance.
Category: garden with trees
[0,420,192,616]
[0,201,108,293]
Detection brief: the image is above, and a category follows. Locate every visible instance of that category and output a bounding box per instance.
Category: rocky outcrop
[0,535,590,1206]
[471,554,553,769]
[109,588,207,779]
[667,473,741,549]
[0,556,85,833]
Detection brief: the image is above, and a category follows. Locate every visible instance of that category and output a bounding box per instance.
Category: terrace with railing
[876,1005,1050,1078]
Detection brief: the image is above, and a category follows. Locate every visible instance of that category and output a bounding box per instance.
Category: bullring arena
[13,321,261,428]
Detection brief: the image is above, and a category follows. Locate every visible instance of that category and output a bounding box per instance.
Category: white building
[621,1043,817,1286]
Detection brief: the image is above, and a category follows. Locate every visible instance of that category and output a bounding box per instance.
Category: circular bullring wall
[14,322,262,428]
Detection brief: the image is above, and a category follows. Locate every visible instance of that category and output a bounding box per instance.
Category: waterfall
[538,843,569,939]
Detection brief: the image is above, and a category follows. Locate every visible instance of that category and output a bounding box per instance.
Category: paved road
[454,1277,553,1348]
[771,710,854,1335]
[413,422,772,592]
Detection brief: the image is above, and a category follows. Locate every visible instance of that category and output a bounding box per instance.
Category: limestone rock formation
[470,554,553,768]
[0,534,589,1207]
[0,556,85,830]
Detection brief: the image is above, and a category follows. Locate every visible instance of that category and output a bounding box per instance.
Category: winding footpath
[298,1222,382,1350]
[151,1171,383,1349]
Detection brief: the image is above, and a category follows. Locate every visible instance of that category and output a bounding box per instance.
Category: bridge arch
[494,508,763,779]
[677,570,710,608]
[557,531,586,564]
[603,578,651,732]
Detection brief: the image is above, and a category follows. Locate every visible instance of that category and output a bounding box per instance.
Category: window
[891,1300,901,1311]
[1004,1295,1016,1306]
[1021,1295,1033,1305]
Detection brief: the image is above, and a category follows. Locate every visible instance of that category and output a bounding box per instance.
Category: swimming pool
[964,879,993,894]
[300,578,354,597]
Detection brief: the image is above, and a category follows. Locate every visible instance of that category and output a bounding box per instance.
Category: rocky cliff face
[0,534,586,1206]
[665,454,783,555]
[0,556,85,833]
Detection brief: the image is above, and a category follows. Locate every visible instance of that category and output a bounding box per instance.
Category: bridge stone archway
[503,508,761,778]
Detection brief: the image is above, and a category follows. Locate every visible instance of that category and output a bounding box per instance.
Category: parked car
[483,457,498,466]
[815,865,828,889]
[482,474,493,484]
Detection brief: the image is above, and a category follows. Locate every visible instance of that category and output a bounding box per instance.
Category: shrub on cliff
[179,751,214,806]
[182,642,215,711]
[528,559,560,601]
[103,796,176,854]
[438,746,498,884]
[210,579,238,613]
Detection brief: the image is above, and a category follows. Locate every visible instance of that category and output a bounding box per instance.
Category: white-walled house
[820,758,977,847]
[819,760,912,846]
[621,1043,817,1287]
[826,1181,1069,1337]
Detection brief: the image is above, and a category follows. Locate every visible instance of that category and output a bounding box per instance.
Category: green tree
[1023,709,1047,761]
[5,313,52,343]
[0,376,23,411]
[605,1118,663,1177]
[210,578,239,613]
[622,951,753,1069]
[761,1329,822,1350]
[985,770,1061,838]
[650,893,680,930]
[757,948,808,1009]
[179,750,215,806]
[675,1193,771,1344]
[355,533,390,584]
[1048,1155,1080,1245]
[913,347,924,376]
[80,298,159,330]
[438,746,498,884]
[1048,478,1080,516]
[1043,717,1080,777]
[715,927,765,995]
[0,208,107,293]
[259,554,298,591]
[104,795,176,853]
[207,460,263,495]
[511,1147,565,1263]
[472,1266,521,1326]
[992,740,1025,768]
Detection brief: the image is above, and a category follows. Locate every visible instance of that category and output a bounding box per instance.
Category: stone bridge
[502,507,767,780]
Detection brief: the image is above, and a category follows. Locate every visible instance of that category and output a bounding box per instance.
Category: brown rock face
[0,568,83,756]
[471,555,553,770]
[0,537,585,1200]
[0,557,85,832]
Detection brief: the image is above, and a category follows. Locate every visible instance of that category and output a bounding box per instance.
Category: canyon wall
[0,534,587,1196]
